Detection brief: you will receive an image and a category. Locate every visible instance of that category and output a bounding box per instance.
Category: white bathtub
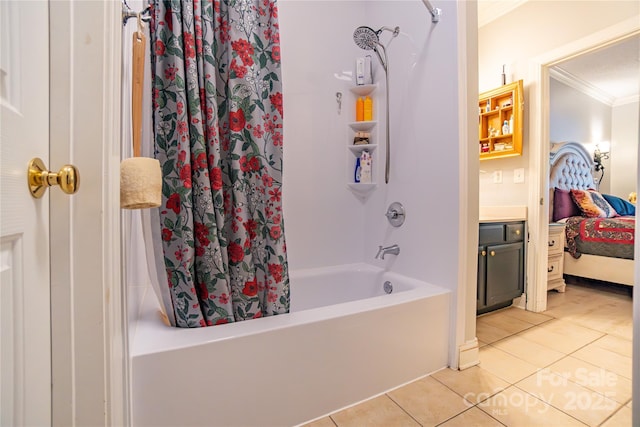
[131,263,451,427]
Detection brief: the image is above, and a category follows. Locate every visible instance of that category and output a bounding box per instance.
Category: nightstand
[547,223,566,292]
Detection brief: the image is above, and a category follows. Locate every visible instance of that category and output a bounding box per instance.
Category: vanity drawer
[506,223,524,242]
[479,224,504,245]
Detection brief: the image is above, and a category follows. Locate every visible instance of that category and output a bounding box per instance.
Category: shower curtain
[149,0,289,327]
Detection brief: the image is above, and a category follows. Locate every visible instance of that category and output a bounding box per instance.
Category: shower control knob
[385,202,405,227]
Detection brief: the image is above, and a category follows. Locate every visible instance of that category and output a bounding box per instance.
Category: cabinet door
[486,242,524,306]
[477,246,487,310]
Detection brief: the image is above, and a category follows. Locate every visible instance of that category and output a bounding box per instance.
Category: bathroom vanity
[477,207,527,314]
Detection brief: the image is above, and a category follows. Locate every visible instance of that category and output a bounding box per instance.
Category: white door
[1,1,52,425]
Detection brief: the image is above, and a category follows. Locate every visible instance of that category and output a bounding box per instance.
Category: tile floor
[304,279,634,426]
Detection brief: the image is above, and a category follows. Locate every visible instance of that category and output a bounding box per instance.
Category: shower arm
[421,0,442,23]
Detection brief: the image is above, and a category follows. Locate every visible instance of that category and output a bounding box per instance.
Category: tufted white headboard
[549,141,596,191]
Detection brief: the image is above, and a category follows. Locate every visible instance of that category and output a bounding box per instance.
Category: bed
[549,141,635,287]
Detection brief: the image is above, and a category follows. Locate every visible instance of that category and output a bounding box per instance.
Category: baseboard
[458,338,480,370]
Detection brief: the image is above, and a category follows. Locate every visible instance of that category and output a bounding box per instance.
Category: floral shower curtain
[149,0,289,327]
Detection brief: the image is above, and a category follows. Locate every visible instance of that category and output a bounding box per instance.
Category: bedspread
[565,216,635,260]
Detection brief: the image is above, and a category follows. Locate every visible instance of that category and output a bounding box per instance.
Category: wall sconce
[593,144,610,186]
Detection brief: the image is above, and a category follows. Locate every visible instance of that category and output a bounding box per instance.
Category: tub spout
[375,244,400,260]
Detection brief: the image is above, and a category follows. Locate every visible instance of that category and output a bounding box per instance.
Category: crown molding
[612,94,640,107]
[549,67,616,106]
[478,0,528,27]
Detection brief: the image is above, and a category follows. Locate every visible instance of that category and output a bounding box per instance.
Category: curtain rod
[122,0,150,26]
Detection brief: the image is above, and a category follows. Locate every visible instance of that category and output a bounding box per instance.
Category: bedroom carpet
[304,280,633,427]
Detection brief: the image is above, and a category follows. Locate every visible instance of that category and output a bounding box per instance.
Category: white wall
[549,78,612,193]
[281,0,465,295]
[611,101,639,198]
[279,1,367,270]
[280,0,472,367]
[477,0,639,207]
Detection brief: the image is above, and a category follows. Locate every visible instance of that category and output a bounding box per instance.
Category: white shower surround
[131,263,450,426]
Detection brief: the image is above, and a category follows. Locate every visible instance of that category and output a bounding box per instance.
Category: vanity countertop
[479,206,527,223]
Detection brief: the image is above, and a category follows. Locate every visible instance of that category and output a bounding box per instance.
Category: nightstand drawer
[548,224,565,256]
[548,235,563,255]
[547,254,563,281]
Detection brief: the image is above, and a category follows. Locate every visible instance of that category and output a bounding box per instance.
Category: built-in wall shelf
[346,83,378,199]
[348,144,378,155]
[349,84,377,97]
[347,183,376,195]
[348,121,377,132]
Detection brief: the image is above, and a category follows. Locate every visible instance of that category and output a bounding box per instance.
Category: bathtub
[131,263,451,426]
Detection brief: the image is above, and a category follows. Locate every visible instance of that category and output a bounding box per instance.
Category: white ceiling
[478,0,640,105]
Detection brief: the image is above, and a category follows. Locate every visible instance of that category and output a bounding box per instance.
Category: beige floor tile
[302,417,336,427]
[387,376,469,426]
[438,407,504,427]
[572,344,632,380]
[598,318,633,341]
[521,318,603,352]
[601,404,632,427]
[547,356,632,404]
[478,339,489,348]
[569,310,632,339]
[626,400,632,408]
[476,321,513,345]
[499,307,553,325]
[477,386,586,426]
[491,335,565,368]
[591,334,632,357]
[479,346,539,384]
[516,370,620,426]
[478,312,536,335]
[432,366,509,404]
[330,395,419,427]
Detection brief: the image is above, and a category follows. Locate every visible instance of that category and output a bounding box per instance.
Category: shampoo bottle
[354,157,361,183]
[356,97,364,121]
[363,96,373,121]
[502,120,509,135]
[360,150,372,183]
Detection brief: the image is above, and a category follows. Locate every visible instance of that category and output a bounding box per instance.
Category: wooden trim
[526,18,640,313]
[454,0,480,370]
[50,1,127,425]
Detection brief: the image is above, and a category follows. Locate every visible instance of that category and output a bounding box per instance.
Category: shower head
[353,26,379,51]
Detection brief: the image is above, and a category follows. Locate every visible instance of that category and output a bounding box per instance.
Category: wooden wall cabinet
[478,80,524,160]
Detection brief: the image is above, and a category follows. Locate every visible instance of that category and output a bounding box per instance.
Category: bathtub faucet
[375,244,400,260]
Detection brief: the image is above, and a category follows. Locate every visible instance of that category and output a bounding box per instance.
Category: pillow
[552,187,581,221]
[570,189,617,218]
[602,194,636,216]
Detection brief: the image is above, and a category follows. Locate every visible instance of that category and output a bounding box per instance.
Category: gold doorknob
[490,251,496,256]
[28,157,80,198]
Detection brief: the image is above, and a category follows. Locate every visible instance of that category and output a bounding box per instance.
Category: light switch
[514,168,525,183]
[492,170,503,184]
